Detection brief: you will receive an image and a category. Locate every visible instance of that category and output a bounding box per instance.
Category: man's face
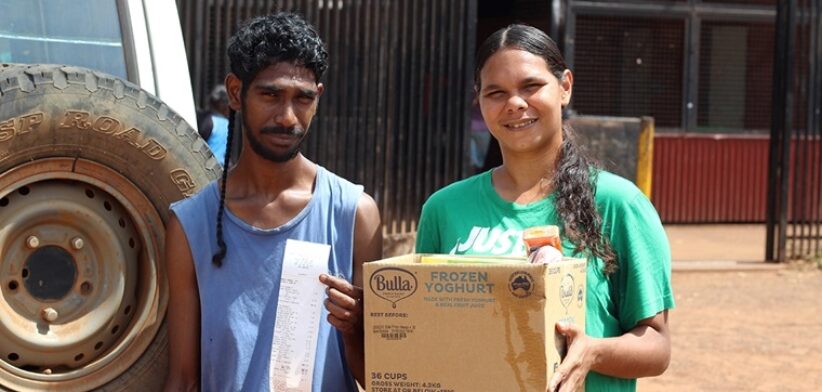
[227,62,324,163]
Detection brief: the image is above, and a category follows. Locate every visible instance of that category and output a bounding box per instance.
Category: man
[164,12,381,391]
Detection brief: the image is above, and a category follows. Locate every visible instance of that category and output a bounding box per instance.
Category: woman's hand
[548,322,596,392]
[547,311,670,391]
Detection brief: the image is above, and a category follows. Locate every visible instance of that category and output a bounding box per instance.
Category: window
[569,0,776,133]
[697,21,774,133]
[0,0,127,79]
[573,15,685,128]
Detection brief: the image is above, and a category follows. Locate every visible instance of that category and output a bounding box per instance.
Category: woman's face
[478,48,572,156]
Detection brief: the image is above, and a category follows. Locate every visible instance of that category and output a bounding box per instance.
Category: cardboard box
[364,254,586,392]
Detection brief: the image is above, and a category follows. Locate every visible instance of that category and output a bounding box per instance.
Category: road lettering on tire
[0,112,44,142]
[58,110,168,160]
[170,169,197,197]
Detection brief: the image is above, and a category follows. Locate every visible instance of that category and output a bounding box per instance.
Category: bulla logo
[559,274,575,312]
[370,267,417,308]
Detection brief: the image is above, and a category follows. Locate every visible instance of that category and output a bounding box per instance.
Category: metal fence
[768,0,822,261]
[176,0,477,236]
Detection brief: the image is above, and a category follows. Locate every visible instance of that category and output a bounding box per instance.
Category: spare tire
[0,64,220,391]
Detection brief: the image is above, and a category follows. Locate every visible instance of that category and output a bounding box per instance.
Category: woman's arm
[548,310,670,392]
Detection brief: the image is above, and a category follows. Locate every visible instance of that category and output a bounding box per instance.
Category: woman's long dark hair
[475,24,617,273]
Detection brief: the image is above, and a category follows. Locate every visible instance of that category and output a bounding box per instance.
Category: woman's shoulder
[424,170,489,208]
[593,170,647,205]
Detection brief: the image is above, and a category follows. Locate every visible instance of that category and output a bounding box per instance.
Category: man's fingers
[320,274,364,336]
[325,300,359,335]
[326,313,354,334]
[319,274,360,299]
[326,286,362,309]
[324,298,357,320]
[325,289,360,318]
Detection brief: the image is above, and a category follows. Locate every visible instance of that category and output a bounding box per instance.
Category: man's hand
[320,274,364,335]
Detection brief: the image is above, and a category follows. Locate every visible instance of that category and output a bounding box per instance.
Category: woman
[416,24,674,391]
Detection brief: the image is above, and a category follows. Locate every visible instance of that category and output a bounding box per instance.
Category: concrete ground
[641,224,822,392]
[666,224,783,272]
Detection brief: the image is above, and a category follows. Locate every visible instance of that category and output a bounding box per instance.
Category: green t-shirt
[416,169,675,392]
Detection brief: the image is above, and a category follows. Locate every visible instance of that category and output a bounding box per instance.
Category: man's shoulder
[318,165,364,195]
[170,179,219,214]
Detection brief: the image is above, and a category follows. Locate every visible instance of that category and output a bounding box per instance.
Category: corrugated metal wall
[653,134,820,225]
[176,0,477,235]
[652,134,769,222]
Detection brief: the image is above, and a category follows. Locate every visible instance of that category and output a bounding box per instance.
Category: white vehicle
[0,1,216,390]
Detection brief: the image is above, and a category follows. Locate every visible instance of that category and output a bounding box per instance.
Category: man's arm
[320,193,382,386]
[163,214,201,392]
[548,310,671,392]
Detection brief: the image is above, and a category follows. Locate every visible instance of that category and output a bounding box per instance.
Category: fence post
[767,0,797,262]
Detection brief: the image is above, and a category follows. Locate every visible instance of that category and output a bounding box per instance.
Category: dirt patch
[640,262,822,391]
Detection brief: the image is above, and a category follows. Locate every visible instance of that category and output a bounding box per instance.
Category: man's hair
[227,12,328,88]
[212,12,328,267]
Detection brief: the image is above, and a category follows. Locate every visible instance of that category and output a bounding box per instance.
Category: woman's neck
[493,143,561,204]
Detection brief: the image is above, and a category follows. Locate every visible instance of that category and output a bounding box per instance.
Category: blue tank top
[170,165,363,392]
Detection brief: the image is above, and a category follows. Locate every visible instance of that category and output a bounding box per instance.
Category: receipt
[270,239,330,391]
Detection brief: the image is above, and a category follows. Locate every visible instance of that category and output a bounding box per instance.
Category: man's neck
[229,153,317,198]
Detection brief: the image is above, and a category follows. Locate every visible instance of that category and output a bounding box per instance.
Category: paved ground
[666,223,767,263]
[640,224,822,391]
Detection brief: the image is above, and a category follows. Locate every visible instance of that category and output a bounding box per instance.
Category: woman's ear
[560,69,573,107]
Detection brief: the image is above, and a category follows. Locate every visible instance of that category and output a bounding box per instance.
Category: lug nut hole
[80,281,93,295]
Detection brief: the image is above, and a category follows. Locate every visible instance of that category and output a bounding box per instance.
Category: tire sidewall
[0,65,217,391]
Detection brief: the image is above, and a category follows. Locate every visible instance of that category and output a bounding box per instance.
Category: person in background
[195,108,213,142]
[416,24,674,392]
[164,12,382,391]
[204,85,230,163]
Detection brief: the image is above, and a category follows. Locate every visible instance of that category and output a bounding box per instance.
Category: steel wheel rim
[0,158,166,391]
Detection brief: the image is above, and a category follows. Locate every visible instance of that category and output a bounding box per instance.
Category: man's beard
[244,123,307,163]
